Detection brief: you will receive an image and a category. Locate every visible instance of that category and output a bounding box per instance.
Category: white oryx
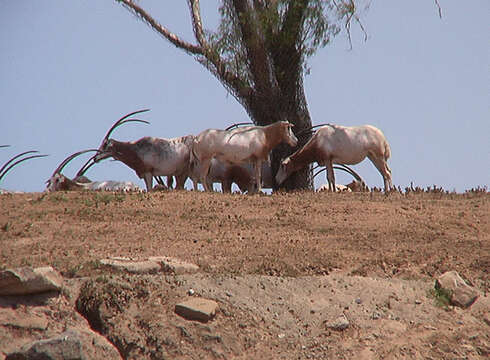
[45,149,141,192]
[92,110,194,192]
[192,121,297,193]
[276,124,392,192]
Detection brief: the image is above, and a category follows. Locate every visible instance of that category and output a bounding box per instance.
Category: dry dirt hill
[0,190,488,359]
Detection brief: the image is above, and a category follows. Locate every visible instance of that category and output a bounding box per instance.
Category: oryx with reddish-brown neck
[92,110,194,192]
[276,124,393,192]
[45,149,141,192]
[192,121,297,193]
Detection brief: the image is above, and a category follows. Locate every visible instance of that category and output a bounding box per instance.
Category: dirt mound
[0,190,488,358]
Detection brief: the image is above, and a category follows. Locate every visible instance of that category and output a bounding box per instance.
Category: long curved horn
[225,122,254,131]
[312,166,346,179]
[51,149,99,177]
[295,123,332,138]
[75,155,97,177]
[0,153,48,182]
[0,151,39,177]
[335,164,364,183]
[312,164,365,184]
[101,109,150,143]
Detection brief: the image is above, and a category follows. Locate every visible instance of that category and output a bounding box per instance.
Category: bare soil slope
[0,190,489,359]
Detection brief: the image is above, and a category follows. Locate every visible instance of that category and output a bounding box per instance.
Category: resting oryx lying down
[45,149,141,192]
[92,110,194,192]
[192,121,297,193]
[276,124,392,192]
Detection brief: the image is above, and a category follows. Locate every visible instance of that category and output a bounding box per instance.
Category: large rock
[99,258,160,274]
[149,256,199,275]
[0,267,63,296]
[435,271,479,309]
[175,298,218,322]
[6,330,86,360]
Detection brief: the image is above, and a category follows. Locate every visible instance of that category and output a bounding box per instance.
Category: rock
[6,330,86,360]
[0,267,63,296]
[149,256,199,274]
[0,311,49,330]
[99,258,160,274]
[175,298,218,322]
[435,271,479,309]
[327,314,349,331]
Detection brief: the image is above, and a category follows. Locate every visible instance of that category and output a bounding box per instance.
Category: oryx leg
[325,159,336,192]
[174,176,184,190]
[253,160,263,193]
[222,179,232,193]
[367,154,392,192]
[199,158,213,192]
[143,173,153,192]
[166,176,174,189]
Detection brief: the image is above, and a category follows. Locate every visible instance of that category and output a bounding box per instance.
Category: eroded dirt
[0,190,489,359]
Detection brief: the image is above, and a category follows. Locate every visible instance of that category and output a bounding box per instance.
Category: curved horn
[0,151,39,177]
[51,149,99,177]
[101,109,150,143]
[335,164,364,183]
[225,122,254,131]
[312,164,365,184]
[295,123,332,138]
[0,145,11,148]
[75,155,97,178]
[0,153,48,182]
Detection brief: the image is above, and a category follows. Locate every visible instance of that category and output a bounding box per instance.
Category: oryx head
[94,109,150,162]
[46,149,98,191]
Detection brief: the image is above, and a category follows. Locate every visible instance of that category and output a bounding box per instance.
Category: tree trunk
[242,81,313,191]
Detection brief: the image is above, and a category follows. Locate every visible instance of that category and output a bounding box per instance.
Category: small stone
[188,289,195,296]
[372,311,381,320]
[355,298,362,304]
[175,298,218,322]
[327,314,349,331]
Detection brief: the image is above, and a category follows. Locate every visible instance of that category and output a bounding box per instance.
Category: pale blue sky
[1,1,488,192]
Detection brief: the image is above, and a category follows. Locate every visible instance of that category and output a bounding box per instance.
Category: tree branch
[279,0,309,49]
[118,0,203,55]
[187,0,207,48]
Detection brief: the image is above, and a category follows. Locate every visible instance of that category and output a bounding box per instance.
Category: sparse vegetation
[428,286,453,310]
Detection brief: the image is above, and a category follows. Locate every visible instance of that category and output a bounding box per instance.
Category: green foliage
[1,222,11,232]
[428,286,452,310]
[205,0,360,80]
[49,193,68,203]
[83,192,126,208]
